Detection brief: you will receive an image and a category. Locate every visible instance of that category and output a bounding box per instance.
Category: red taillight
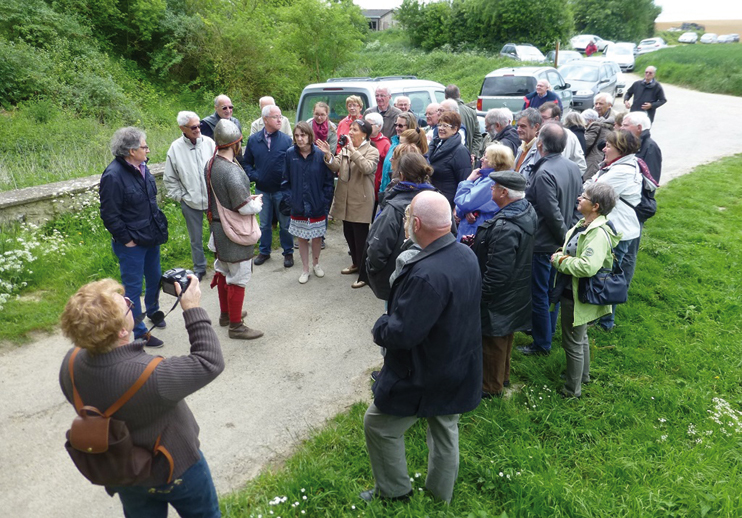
[477,98,482,110]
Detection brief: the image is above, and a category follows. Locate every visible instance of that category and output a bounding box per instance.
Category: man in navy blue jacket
[523,79,563,112]
[241,105,294,267]
[361,191,482,505]
[99,127,169,348]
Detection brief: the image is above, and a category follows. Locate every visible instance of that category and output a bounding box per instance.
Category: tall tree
[571,0,661,41]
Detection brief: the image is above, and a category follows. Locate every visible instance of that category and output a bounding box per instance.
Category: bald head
[259,96,276,109]
[410,191,452,247]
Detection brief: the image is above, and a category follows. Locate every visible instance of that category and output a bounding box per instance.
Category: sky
[354,0,742,22]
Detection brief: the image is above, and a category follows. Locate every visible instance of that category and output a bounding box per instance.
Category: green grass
[218,155,742,517]
[636,44,742,96]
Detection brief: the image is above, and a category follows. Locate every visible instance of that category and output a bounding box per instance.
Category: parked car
[295,76,445,125]
[603,43,635,72]
[545,50,583,66]
[681,22,705,32]
[718,34,737,43]
[499,43,546,63]
[558,59,619,111]
[637,37,667,54]
[700,33,718,44]
[477,66,572,114]
[614,41,638,56]
[678,32,698,44]
[570,34,613,52]
[586,57,626,96]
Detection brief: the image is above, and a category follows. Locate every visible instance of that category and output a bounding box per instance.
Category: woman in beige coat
[317,119,380,287]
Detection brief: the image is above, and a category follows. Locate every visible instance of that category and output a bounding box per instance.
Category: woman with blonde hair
[336,95,364,153]
[454,142,514,241]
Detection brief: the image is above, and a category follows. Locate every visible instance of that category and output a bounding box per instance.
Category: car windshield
[639,39,656,46]
[518,47,543,60]
[480,76,537,96]
[297,92,371,124]
[608,46,631,55]
[560,65,599,82]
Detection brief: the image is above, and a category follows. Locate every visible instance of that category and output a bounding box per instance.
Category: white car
[603,43,635,72]
[718,34,736,43]
[700,33,718,44]
[678,32,698,44]
[570,34,613,52]
[637,37,667,54]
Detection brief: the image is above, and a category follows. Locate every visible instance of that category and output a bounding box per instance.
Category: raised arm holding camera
[59,276,224,517]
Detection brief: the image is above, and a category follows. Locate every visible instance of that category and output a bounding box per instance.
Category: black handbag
[577,226,628,305]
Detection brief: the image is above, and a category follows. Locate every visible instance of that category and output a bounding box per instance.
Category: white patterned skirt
[289,215,327,240]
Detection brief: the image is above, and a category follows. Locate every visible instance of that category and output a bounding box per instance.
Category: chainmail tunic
[206,155,255,263]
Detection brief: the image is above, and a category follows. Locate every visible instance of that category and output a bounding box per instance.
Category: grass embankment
[219,156,742,517]
[636,43,742,96]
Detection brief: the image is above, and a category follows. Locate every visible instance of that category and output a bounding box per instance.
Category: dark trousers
[343,220,369,269]
[482,334,514,394]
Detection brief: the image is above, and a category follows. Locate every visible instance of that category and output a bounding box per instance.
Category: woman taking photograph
[454,142,514,241]
[317,120,379,288]
[378,112,418,195]
[551,182,620,398]
[427,111,472,207]
[308,101,337,153]
[366,153,436,300]
[282,122,335,284]
[336,95,364,153]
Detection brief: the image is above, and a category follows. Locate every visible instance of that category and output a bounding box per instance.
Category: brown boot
[228,321,264,340]
[219,310,247,327]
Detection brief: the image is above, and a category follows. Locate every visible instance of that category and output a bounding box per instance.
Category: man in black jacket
[622,111,663,183]
[624,66,667,123]
[473,170,537,396]
[520,124,582,356]
[362,191,482,505]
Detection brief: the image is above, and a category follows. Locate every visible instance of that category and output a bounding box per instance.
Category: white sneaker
[299,271,310,284]
[313,264,325,278]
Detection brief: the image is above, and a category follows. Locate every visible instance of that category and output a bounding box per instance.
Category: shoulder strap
[68,348,84,414]
[105,357,164,417]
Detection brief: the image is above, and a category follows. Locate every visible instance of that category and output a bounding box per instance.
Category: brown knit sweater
[59,307,224,487]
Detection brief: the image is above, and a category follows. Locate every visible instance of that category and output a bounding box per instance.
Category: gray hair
[110,127,146,158]
[582,109,599,123]
[375,86,391,96]
[594,92,614,106]
[364,112,383,127]
[214,94,230,108]
[506,189,526,200]
[177,111,199,127]
[444,84,461,99]
[624,111,651,131]
[259,96,276,109]
[563,111,586,129]
[440,99,459,113]
[538,122,567,154]
[584,182,617,216]
[646,66,657,74]
[516,107,543,128]
[394,95,410,105]
[537,78,552,90]
[485,108,513,128]
[262,105,280,118]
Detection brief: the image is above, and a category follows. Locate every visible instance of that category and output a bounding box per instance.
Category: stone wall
[0,163,166,226]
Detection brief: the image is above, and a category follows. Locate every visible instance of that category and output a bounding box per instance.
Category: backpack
[65,348,174,486]
[621,157,658,223]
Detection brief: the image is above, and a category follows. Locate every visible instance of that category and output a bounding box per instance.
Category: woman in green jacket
[551,182,621,398]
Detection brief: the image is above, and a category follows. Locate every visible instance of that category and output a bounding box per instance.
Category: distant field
[656,20,742,34]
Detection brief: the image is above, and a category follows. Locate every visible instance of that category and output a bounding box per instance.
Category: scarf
[313,119,329,142]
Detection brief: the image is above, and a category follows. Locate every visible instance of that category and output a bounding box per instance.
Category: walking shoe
[517,345,550,356]
[370,370,380,381]
[299,271,310,284]
[503,380,511,387]
[321,238,326,250]
[219,310,247,327]
[143,332,164,348]
[341,265,359,275]
[284,254,294,268]
[351,280,367,289]
[294,242,299,249]
[313,264,325,278]
[228,321,264,340]
[148,311,166,328]
[195,271,206,282]
[253,254,270,265]
[359,489,413,503]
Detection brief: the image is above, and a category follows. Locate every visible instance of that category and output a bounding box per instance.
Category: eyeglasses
[138,145,150,151]
[124,297,134,316]
[221,105,234,111]
[395,123,407,128]
[438,123,454,130]
[580,194,592,202]
[186,125,200,131]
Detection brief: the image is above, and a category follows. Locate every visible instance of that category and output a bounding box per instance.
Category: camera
[338,135,348,147]
[161,268,193,297]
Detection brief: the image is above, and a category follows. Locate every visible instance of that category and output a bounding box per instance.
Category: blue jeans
[255,189,293,257]
[113,452,220,518]
[113,240,161,339]
[599,236,640,329]
[531,253,559,351]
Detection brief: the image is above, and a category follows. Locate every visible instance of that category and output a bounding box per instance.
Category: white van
[295,76,446,124]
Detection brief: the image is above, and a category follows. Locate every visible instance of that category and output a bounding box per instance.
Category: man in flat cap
[471,171,538,397]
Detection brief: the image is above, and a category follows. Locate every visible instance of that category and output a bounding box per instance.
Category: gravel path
[2,78,742,517]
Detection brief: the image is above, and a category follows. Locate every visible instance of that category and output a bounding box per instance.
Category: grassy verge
[636,44,742,96]
[219,155,742,517]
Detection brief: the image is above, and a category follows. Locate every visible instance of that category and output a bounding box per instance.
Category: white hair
[537,79,552,90]
[394,95,410,105]
[375,86,391,96]
[594,92,614,106]
[646,66,657,73]
[440,99,459,113]
[259,96,276,109]
[506,189,525,200]
[177,111,199,127]
[214,94,230,107]
[624,111,651,131]
[582,109,599,123]
[262,105,280,118]
[485,108,513,127]
[364,112,383,127]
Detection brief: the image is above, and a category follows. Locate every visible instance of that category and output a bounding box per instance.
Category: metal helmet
[213,119,242,148]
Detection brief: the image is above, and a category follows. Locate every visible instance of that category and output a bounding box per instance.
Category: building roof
[362,9,394,18]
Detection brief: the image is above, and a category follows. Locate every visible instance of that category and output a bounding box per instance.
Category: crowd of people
[61,71,665,513]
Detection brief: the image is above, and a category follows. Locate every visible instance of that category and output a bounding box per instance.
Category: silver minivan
[296,76,445,124]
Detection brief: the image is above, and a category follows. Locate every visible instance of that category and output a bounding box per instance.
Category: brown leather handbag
[65,348,174,486]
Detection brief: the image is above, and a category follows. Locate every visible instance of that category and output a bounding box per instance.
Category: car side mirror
[563,83,571,89]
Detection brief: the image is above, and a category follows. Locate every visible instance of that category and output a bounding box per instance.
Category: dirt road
[2,78,742,517]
